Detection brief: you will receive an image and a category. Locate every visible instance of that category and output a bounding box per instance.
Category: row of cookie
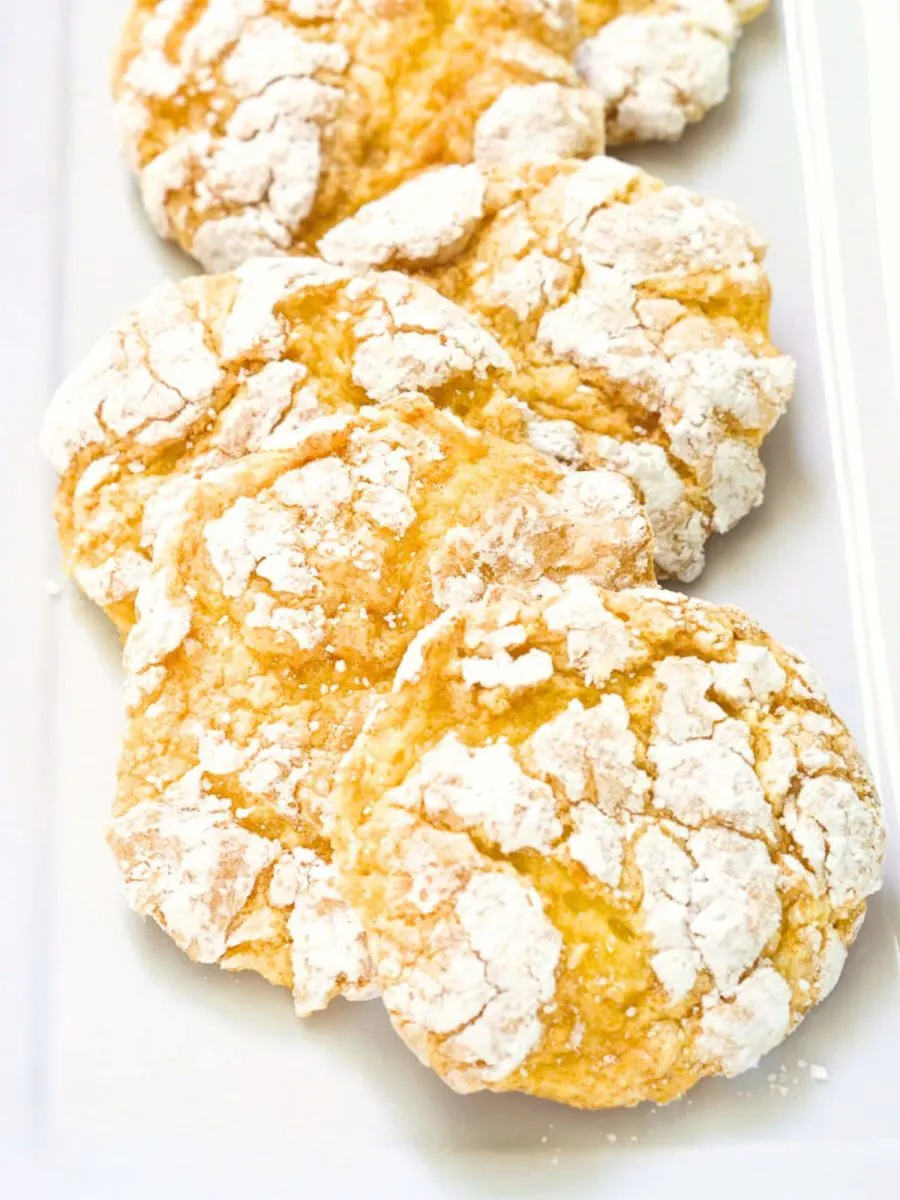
[116,0,768,270]
[42,169,885,1108]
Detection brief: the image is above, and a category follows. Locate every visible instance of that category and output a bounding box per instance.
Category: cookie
[321,154,794,580]
[43,257,554,632]
[335,581,885,1107]
[577,1,768,143]
[114,0,605,270]
[107,397,653,1015]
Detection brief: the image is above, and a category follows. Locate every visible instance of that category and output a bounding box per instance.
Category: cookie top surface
[335,581,885,1107]
[321,154,794,581]
[114,0,605,269]
[576,1,768,144]
[108,398,653,1017]
[42,257,561,629]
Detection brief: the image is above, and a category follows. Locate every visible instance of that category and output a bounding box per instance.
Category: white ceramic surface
[1,2,898,1196]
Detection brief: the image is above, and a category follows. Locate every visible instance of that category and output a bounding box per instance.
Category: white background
[1,2,898,1196]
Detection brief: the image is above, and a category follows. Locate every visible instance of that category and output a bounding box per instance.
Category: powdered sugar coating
[336,581,884,1107]
[107,768,280,964]
[266,848,376,1015]
[474,82,605,164]
[349,272,513,402]
[380,870,563,1089]
[111,399,654,1014]
[318,166,487,270]
[114,0,603,268]
[696,964,791,1076]
[784,776,885,909]
[323,153,793,582]
[429,464,652,609]
[576,1,768,145]
[42,278,225,477]
[543,576,636,684]
[391,734,563,855]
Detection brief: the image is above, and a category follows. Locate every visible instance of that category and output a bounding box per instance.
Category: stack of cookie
[42,0,886,1110]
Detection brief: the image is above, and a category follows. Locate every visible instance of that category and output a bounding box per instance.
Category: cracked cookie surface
[43,256,601,632]
[114,0,605,269]
[109,397,654,1016]
[335,581,885,1107]
[576,1,768,143]
[322,154,793,580]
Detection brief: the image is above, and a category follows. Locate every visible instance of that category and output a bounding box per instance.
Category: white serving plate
[1,2,898,1195]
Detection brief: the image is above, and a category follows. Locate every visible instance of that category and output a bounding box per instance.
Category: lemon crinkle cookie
[114,0,605,269]
[107,396,653,1016]
[335,581,885,1106]
[43,256,590,631]
[576,1,769,144]
[322,154,794,581]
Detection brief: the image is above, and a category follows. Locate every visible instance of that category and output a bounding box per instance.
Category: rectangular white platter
[1,1,898,1196]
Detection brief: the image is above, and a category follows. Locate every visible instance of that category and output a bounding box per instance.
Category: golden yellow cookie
[576,1,769,143]
[336,581,885,1107]
[114,0,605,270]
[42,257,564,633]
[321,154,794,580]
[108,397,654,1016]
